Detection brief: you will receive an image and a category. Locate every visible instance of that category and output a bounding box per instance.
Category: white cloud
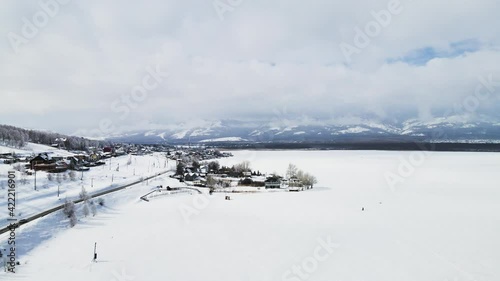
[1,0,500,134]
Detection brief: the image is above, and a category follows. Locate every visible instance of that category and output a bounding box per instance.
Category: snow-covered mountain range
[107,116,500,144]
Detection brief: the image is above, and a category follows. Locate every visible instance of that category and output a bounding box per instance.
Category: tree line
[286,163,318,187]
[0,124,109,151]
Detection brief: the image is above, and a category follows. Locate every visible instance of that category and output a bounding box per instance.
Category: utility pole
[93,242,97,262]
[34,169,37,191]
[57,185,60,198]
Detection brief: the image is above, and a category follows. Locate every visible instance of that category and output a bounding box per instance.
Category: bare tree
[208,161,220,172]
[301,173,318,188]
[13,164,25,173]
[69,171,76,181]
[79,186,90,201]
[294,169,317,188]
[206,175,216,188]
[69,212,77,227]
[63,199,74,216]
[83,203,90,217]
[62,199,77,227]
[90,200,97,216]
[296,170,305,182]
[286,163,298,179]
[233,161,251,173]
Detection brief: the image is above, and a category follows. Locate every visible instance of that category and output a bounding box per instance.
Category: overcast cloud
[1,0,500,135]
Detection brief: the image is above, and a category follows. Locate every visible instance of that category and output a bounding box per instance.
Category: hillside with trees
[0,124,109,151]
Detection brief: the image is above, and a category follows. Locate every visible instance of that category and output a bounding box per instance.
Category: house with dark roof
[30,153,55,170]
[265,176,282,189]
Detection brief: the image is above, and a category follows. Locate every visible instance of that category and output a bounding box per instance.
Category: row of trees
[47,171,78,182]
[62,187,105,227]
[0,124,108,150]
[177,160,252,175]
[286,163,318,187]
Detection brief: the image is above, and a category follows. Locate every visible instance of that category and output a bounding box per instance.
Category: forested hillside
[0,124,109,151]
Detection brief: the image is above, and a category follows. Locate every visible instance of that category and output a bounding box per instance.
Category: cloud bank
[1,0,500,135]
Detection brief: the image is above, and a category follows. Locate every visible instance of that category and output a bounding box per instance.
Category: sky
[1,0,500,136]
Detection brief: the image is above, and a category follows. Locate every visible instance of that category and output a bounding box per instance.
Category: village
[0,143,230,174]
[171,156,317,192]
[1,141,317,193]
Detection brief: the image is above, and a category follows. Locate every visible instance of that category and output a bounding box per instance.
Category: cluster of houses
[174,162,211,186]
[28,153,96,173]
[173,161,311,192]
[1,149,116,174]
[1,143,233,176]
[264,175,311,191]
[0,152,31,164]
[166,148,232,162]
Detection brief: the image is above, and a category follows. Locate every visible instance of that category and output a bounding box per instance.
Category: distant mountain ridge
[106,117,500,144]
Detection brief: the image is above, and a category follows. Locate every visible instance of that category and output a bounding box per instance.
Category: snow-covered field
[1,150,500,281]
